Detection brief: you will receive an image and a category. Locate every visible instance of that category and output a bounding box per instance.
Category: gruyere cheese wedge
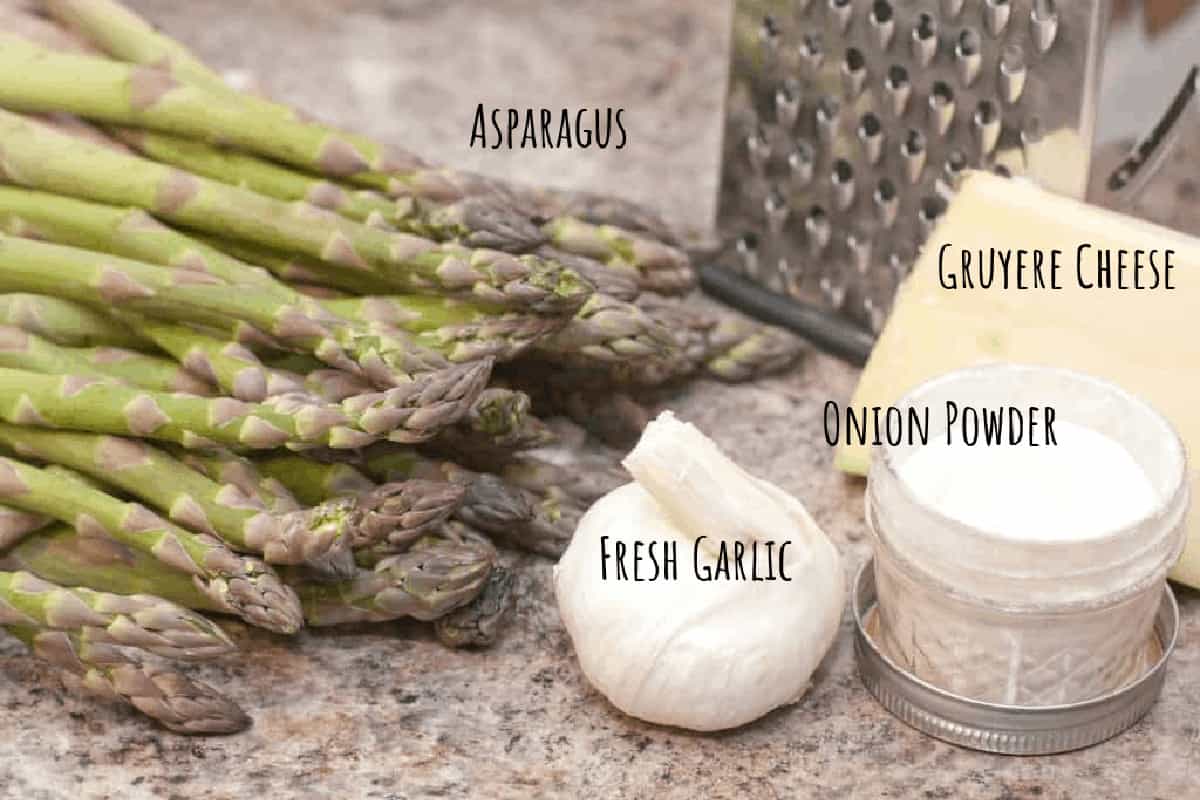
[837,172,1200,586]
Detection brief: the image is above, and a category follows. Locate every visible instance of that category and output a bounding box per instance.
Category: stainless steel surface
[715,0,1110,331]
[853,559,1179,756]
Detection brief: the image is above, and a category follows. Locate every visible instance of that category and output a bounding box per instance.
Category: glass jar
[866,364,1188,706]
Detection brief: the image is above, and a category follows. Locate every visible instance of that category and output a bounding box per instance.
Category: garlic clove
[554,412,845,732]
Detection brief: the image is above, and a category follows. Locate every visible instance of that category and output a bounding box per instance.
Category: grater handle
[698,263,875,366]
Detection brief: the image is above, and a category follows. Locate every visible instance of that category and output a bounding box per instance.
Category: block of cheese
[836,172,1200,586]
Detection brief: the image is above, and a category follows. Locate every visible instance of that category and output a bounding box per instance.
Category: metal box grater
[714,0,1111,333]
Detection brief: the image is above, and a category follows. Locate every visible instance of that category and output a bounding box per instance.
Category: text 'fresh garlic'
[554,411,844,732]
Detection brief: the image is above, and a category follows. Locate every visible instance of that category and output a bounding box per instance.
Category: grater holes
[884,65,911,116]
[901,129,927,184]
[983,0,1012,38]
[789,140,816,186]
[942,0,965,20]
[928,80,956,136]
[775,78,802,128]
[745,125,771,173]
[918,195,948,234]
[973,99,1001,156]
[955,29,982,87]
[843,48,868,98]
[799,33,825,74]
[869,1,895,50]
[858,112,884,164]
[816,96,841,144]
[827,0,853,33]
[993,164,1013,178]
[735,233,759,277]
[999,44,1027,104]
[831,159,856,211]
[759,15,781,53]
[1031,0,1059,52]
[874,178,899,228]
[944,149,968,188]
[911,13,938,66]
[805,205,831,255]
[764,189,790,234]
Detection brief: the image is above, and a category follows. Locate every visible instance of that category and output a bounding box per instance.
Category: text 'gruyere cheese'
[837,171,1200,587]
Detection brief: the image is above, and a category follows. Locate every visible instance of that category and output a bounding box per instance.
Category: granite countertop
[1,2,1198,798]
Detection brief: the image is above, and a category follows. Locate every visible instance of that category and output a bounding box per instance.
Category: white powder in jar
[897,420,1158,541]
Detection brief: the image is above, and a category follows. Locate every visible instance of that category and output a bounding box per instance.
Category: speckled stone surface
[1,3,1198,798]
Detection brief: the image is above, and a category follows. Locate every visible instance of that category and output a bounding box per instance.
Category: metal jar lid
[852,559,1179,755]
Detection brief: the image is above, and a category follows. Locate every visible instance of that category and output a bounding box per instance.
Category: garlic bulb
[554,411,844,731]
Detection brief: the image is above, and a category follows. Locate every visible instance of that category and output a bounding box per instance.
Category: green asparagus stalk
[173,448,300,513]
[42,0,232,93]
[0,569,234,661]
[533,293,677,366]
[702,318,805,382]
[0,366,374,450]
[0,455,302,632]
[195,235,393,295]
[533,246,639,302]
[359,447,576,556]
[434,564,514,649]
[0,504,51,550]
[0,293,145,349]
[517,184,679,245]
[0,98,589,314]
[0,322,213,395]
[321,295,568,363]
[0,184,280,290]
[253,453,464,550]
[499,454,629,506]
[116,129,548,252]
[289,540,493,625]
[72,344,217,394]
[541,216,695,294]
[5,623,250,733]
[0,425,364,564]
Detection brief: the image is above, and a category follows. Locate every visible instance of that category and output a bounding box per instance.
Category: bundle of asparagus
[0,0,805,734]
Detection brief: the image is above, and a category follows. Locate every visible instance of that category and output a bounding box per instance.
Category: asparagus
[72,344,216,395]
[199,235,393,296]
[42,0,232,93]
[321,295,568,363]
[174,448,301,513]
[0,184,279,290]
[0,367,375,450]
[290,540,493,626]
[0,292,144,349]
[5,624,250,734]
[534,245,639,302]
[0,569,234,660]
[0,424,362,564]
[116,129,547,251]
[434,564,514,649]
[0,323,212,394]
[517,184,679,244]
[253,453,464,549]
[703,318,805,382]
[499,454,629,506]
[0,455,302,632]
[533,293,677,366]
[541,217,695,294]
[0,504,51,550]
[122,315,272,400]
[0,92,590,314]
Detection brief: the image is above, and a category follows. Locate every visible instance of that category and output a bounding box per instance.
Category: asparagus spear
[253,453,464,550]
[42,0,232,93]
[533,245,639,302]
[0,425,364,564]
[116,129,547,251]
[499,454,629,506]
[0,99,589,314]
[0,569,234,660]
[0,455,302,632]
[0,367,374,450]
[289,540,493,625]
[173,448,301,513]
[0,292,145,349]
[120,315,272,400]
[434,564,514,649]
[321,294,568,363]
[0,184,280,290]
[516,184,680,245]
[5,624,250,734]
[0,504,51,550]
[533,293,677,366]
[541,217,695,294]
[0,323,212,394]
[702,318,805,382]
[199,235,393,295]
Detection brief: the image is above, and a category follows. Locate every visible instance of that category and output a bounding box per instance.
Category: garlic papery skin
[553,412,845,732]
